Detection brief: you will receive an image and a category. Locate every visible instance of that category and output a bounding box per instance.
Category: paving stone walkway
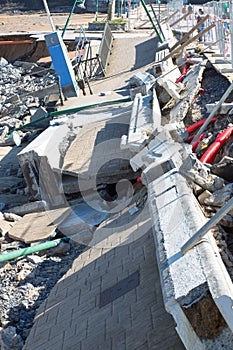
[24,203,185,350]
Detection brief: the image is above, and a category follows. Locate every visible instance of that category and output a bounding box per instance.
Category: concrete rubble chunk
[3,213,21,222]
[180,154,225,192]
[0,218,14,236]
[7,208,71,243]
[157,75,182,101]
[0,57,8,67]
[6,200,46,216]
[130,71,156,96]
[203,184,233,207]
[26,254,43,264]
[197,190,212,205]
[29,106,49,128]
[211,156,233,182]
[170,62,207,122]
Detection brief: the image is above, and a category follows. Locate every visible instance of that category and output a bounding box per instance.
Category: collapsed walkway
[24,205,184,350]
[21,32,185,349]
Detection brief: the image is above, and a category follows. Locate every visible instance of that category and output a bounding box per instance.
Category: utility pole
[96,0,99,21]
[108,0,116,20]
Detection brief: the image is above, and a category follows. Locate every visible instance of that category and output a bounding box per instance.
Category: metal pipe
[191,82,233,145]
[11,96,131,133]
[181,196,233,255]
[139,0,163,43]
[0,237,69,263]
[42,0,56,32]
[62,0,83,38]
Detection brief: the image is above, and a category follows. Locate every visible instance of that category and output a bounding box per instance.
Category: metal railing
[166,0,233,66]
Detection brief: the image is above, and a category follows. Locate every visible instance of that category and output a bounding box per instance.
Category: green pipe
[0,237,69,263]
[12,96,131,133]
[139,0,163,43]
[62,0,84,38]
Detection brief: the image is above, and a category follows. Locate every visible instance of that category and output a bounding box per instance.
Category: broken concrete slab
[18,102,136,198]
[8,207,71,243]
[29,106,51,129]
[180,154,225,192]
[17,119,79,202]
[157,75,182,101]
[0,218,14,236]
[62,114,137,188]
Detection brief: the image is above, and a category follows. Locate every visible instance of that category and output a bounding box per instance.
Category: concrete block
[29,106,51,129]
[157,76,181,101]
[170,61,207,122]
[7,201,47,216]
[18,117,80,202]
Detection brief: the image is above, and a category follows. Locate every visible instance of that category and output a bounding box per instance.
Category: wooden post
[170,14,210,51]
[170,11,192,28]
[161,10,179,24]
[162,22,216,62]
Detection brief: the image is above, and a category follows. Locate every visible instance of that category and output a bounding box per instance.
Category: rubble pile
[180,68,233,273]
[0,57,59,145]
[1,10,233,348]
[154,53,233,275]
[0,221,83,349]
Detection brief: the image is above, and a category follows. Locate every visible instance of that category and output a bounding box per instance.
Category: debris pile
[1,7,233,349]
[0,57,60,145]
[0,240,83,347]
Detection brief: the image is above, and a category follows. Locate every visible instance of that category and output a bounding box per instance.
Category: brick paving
[23,27,184,350]
[24,203,185,350]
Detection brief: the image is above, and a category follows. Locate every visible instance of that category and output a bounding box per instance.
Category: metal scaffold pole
[42,0,56,32]
[62,0,82,38]
[139,0,163,43]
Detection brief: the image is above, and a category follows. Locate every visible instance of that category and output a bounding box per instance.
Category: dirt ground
[0,12,106,34]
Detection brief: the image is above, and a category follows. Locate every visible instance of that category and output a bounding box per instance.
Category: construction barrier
[97,22,114,76]
[167,0,233,65]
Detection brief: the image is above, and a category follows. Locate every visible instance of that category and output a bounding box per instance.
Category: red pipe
[186,117,217,135]
[200,126,233,164]
[176,61,195,83]
[192,133,205,152]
